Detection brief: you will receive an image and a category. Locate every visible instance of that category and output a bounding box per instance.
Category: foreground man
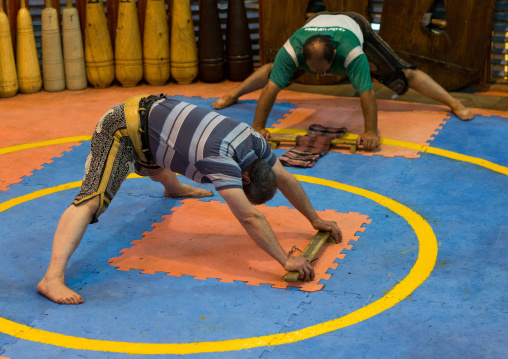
[37,94,342,304]
[213,12,473,150]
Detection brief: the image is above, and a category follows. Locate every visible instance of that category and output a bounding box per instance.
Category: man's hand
[357,130,380,150]
[253,127,271,140]
[284,255,315,281]
[310,218,343,243]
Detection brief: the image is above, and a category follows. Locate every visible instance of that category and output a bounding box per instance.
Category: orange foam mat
[0,143,81,191]
[108,198,371,292]
[476,91,508,98]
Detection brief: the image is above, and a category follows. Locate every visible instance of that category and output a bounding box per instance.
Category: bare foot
[211,94,238,110]
[451,100,474,121]
[164,184,213,198]
[37,278,84,305]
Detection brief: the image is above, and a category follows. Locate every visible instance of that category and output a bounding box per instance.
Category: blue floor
[0,97,507,358]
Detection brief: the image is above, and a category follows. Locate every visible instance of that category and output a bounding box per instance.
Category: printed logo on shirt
[304,27,346,32]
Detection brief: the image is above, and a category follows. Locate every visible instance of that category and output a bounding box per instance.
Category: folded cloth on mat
[307,124,347,137]
[279,124,347,168]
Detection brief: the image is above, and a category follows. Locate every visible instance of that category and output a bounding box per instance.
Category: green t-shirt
[269,14,372,95]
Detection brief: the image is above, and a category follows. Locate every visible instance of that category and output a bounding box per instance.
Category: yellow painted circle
[0,172,438,354]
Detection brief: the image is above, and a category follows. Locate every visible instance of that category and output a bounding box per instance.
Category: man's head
[303,35,336,75]
[242,159,277,205]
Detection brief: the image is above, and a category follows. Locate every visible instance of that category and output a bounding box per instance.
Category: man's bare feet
[211,94,238,110]
[37,278,84,304]
[164,184,213,198]
[451,100,474,121]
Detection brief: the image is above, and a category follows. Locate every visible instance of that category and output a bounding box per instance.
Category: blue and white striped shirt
[147,97,276,190]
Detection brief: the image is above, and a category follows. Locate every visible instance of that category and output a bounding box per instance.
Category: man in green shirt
[212,12,473,150]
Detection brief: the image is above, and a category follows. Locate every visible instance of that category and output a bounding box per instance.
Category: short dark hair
[243,159,277,205]
[303,35,335,63]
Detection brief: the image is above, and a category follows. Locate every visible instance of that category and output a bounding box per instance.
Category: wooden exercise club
[198,0,225,83]
[16,0,42,94]
[170,0,198,85]
[115,0,143,87]
[143,0,170,86]
[85,0,114,89]
[225,0,253,81]
[62,0,87,90]
[41,0,65,92]
[0,0,18,98]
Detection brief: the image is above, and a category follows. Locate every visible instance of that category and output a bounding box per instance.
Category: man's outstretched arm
[219,187,315,281]
[271,160,343,242]
[252,80,282,138]
[358,88,380,150]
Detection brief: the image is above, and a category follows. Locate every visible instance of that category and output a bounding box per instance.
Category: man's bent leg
[212,63,274,110]
[403,68,474,121]
[37,196,100,304]
[150,169,214,198]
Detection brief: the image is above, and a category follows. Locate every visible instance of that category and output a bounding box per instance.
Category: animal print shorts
[73,104,162,223]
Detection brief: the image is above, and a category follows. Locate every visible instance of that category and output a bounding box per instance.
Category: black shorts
[307,12,416,95]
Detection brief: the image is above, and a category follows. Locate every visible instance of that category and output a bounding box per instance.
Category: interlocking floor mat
[109,199,371,292]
